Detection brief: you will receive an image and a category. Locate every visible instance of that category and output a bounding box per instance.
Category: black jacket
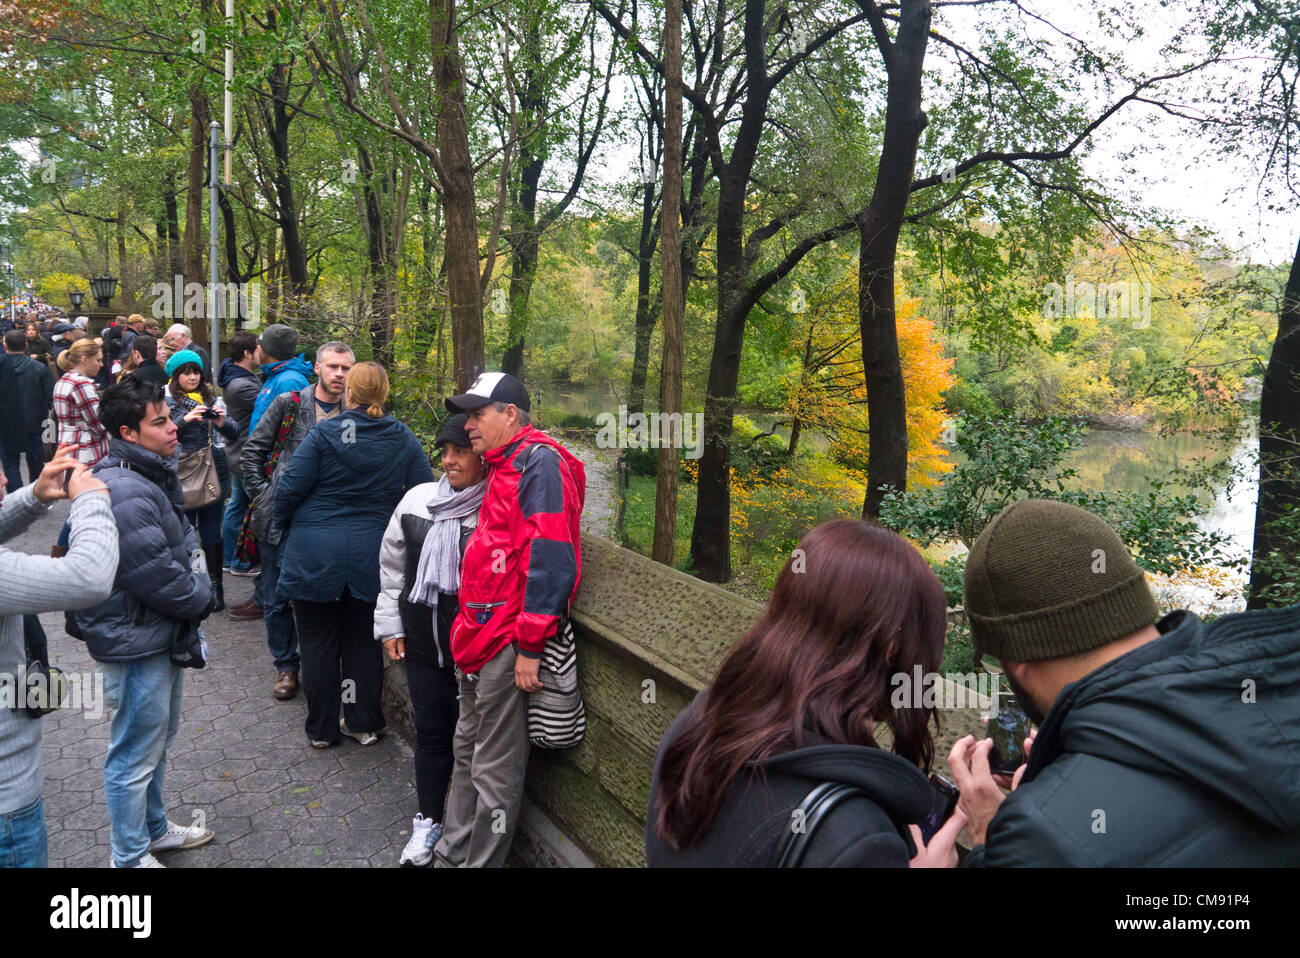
[646,691,937,866]
[217,359,260,470]
[128,359,168,387]
[966,605,1300,867]
[0,350,54,442]
[72,438,211,662]
[241,385,329,545]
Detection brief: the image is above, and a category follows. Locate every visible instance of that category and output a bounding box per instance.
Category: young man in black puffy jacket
[74,377,216,869]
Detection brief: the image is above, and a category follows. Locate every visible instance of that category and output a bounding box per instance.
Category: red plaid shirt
[52,370,109,464]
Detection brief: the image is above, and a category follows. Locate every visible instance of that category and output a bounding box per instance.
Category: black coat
[0,350,54,442]
[128,360,168,387]
[965,605,1300,867]
[646,691,937,867]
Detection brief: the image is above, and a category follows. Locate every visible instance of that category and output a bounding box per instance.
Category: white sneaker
[400,814,441,867]
[148,820,215,853]
[111,852,165,868]
[339,718,380,746]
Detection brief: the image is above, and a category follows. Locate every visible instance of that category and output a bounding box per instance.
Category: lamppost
[69,290,85,312]
[89,274,118,308]
[0,244,11,327]
[85,274,120,336]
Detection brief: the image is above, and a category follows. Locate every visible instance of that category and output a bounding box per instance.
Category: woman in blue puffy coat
[273,361,436,748]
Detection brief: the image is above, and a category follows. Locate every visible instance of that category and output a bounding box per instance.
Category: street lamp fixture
[89,274,119,308]
[69,290,85,310]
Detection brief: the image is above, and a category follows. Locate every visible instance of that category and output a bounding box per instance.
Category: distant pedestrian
[273,361,435,747]
[123,335,167,386]
[0,329,54,490]
[161,324,211,381]
[217,332,262,578]
[52,339,109,466]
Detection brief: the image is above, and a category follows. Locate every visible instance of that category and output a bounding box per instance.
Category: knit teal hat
[164,349,204,378]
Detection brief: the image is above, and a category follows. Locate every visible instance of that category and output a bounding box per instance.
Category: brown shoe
[273,671,299,700]
[228,599,263,620]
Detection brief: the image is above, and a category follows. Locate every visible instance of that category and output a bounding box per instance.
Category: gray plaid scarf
[408,474,486,606]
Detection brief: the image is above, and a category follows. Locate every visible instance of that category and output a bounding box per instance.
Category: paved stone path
[26,499,422,868]
[24,443,622,869]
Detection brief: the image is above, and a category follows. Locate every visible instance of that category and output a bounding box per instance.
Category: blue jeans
[222,473,253,570]
[1,431,43,491]
[0,797,47,868]
[260,538,299,673]
[100,652,184,868]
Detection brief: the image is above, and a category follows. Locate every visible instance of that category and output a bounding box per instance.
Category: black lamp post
[89,274,118,309]
[69,290,85,310]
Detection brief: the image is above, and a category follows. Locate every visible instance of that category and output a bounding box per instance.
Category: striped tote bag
[527,614,587,749]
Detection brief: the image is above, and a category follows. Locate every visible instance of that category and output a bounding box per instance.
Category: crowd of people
[2,303,1298,871]
[0,313,586,870]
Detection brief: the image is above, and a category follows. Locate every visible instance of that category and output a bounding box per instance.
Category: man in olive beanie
[947,498,1300,867]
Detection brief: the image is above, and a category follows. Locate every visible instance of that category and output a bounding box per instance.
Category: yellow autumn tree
[779,265,955,488]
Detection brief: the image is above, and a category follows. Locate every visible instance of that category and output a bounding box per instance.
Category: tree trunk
[653,0,685,567]
[184,86,209,291]
[163,180,182,284]
[857,0,931,519]
[431,0,483,391]
[502,150,543,378]
[359,144,396,363]
[263,57,309,295]
[627,176,660,414]
[1248,233,1300,607]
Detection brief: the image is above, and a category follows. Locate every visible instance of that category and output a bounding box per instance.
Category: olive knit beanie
[963,499,1159,665]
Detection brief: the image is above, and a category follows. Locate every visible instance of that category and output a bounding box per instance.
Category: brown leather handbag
[178,429,221,509]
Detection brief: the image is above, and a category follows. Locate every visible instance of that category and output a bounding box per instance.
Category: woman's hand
[382,637,405,661]
[908,807,968,868]
[183,405,207,423]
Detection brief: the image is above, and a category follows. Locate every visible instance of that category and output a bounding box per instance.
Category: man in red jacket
[432,372,585,868]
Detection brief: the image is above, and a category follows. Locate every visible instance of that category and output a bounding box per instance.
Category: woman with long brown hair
[646,519,967,867]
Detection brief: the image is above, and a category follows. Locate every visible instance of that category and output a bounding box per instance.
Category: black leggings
[404,655,459,822]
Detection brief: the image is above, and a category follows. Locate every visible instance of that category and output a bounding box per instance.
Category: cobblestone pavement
[25,499,421,869]
[25,445,620,869]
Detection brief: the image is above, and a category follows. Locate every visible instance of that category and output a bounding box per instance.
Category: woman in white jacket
[374,414,486,867]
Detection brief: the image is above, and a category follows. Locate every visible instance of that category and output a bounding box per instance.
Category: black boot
[204,542,225,613]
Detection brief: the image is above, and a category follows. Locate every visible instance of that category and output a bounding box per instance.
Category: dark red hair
[654,519,947,851]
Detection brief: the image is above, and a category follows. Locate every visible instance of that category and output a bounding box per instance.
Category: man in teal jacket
[948,499,1300,866]
[247,323,312,432]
